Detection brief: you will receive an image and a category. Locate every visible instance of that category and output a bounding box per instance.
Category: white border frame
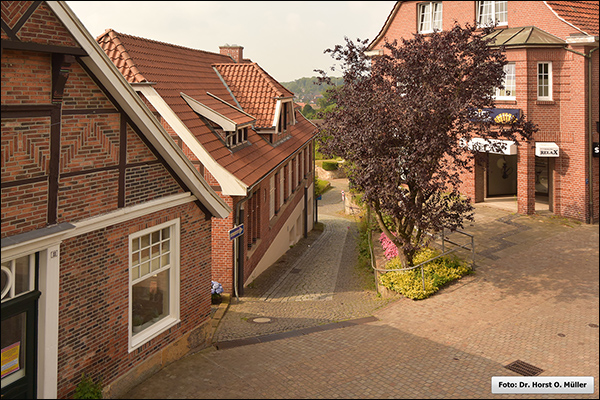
[128,218,181,352]
[418,2,443,34]
[537,62,553,101]
[495,62,516,101]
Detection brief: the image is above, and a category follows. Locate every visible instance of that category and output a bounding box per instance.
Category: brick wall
[1,49,51,103]
[211,195,234,291]
[2,3,218,398]
[241,151,314,284]
[56,202,212,399]
[373,1,598,222]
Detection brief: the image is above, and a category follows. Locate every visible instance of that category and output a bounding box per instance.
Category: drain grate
[504,360,544,376]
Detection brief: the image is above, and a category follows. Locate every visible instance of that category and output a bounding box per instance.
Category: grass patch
[379,248,473,300]
[356,215,377,291]
[315,177,331,197]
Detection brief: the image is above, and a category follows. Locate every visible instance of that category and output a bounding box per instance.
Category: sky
[66,1,396,83]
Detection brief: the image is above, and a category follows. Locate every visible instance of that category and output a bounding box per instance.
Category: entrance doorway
[535,156,551,212]
[487,154,517,196]
[1,253,39,399]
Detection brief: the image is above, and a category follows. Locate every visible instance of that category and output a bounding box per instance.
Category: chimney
[219,44,244,63]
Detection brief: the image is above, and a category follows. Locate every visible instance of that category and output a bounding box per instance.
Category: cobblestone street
[123,179,599,399]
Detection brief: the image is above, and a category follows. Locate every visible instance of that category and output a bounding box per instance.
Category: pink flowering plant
[379,232,399,260]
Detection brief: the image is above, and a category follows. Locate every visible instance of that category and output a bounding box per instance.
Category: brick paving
[123,179,598,399]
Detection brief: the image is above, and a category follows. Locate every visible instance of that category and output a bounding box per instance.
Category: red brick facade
[369,1,599,223]
[2,1,225,398]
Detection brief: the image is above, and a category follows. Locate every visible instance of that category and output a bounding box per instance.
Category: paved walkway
[212,178,394,343]
[123,179,598,399]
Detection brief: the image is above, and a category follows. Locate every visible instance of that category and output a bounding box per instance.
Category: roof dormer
[181,92,255,149]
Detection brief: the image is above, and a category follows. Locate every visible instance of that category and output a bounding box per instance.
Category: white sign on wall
[535,142,560,157]
[460,138,518,155]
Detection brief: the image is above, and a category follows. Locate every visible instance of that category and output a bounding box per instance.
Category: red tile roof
[546,1,599,36]
[213,63,294,129]
[97,30,316,188]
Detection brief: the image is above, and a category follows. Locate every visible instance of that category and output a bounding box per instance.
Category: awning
[461,138,518,155]
[535,142,560,157]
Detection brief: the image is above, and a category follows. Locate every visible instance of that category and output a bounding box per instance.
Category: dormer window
[226,126,249,148]
[477,1,507,28]
[277,100,294,134]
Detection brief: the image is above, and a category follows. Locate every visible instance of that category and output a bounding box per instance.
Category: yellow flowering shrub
[379,248,472,300]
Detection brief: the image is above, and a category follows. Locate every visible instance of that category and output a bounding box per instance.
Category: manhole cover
[504,360,544,376]
[251,317,272,324]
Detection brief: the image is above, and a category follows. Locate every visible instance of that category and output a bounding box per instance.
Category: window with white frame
[477,1,507,27]
[1,254,36,303]
[294,157,299,187]
[269,175,275,219]
[495,62,516,100]
[287,162,292,198]
[418,2,443,34]
[129,219,179,348]
[537,62,552,100]
[279,167,285,207]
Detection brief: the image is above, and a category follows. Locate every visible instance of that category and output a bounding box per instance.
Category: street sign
[228,224,244,240]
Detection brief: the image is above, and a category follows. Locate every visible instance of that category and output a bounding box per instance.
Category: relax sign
[535,142,560,157]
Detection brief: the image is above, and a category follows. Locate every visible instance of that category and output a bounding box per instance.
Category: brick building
[1,1,230,398]
[96,30,317,295]
[367,1,599,223]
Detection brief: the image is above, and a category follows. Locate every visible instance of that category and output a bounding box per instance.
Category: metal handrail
[371,227,475,291]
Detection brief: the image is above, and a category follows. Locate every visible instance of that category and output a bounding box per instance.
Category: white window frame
[269,175,275,219]
[418,2,443,34]
[294,157,299,187]
[128,219,180,351]
[477,1,508,28]
[279,167,285,206]
[495,62,516,100]
[287,162,292,198]
[537,62,552,101]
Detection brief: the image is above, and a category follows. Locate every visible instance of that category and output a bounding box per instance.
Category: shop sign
[535,142,560,157]
[228,224,244,240]
[470,108,521,124]
[460,137,517,155]
[594,142,599,158]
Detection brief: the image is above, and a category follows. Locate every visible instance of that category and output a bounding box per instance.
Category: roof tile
[97,30,315,187]
[546,1,599,36]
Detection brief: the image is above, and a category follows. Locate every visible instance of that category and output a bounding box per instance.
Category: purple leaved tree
[315,23,537,268]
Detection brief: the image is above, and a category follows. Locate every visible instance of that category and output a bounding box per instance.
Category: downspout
[588,47,599,223]
[232,195,244,301]
[314,142,318,225]
[563,44,599,224]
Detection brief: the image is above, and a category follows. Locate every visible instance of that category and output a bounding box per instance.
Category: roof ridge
[212,62,294,98]
[252,63,294,98]
[102,29,228,58]
[98,29,147,83]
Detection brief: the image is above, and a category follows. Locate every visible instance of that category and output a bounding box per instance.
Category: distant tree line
[281,76,343,119]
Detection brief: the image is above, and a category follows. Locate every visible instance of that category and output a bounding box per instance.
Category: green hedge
[314,178,330,197]
[321,161,338,171]
[379,248,472,300]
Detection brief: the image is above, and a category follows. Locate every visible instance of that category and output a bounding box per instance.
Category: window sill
[495,99,517,105]
[535,100,555,105]
[130,316,180,352]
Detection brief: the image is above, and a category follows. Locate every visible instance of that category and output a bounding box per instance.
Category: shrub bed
[321,161,339,171]
[378,247,472,300]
